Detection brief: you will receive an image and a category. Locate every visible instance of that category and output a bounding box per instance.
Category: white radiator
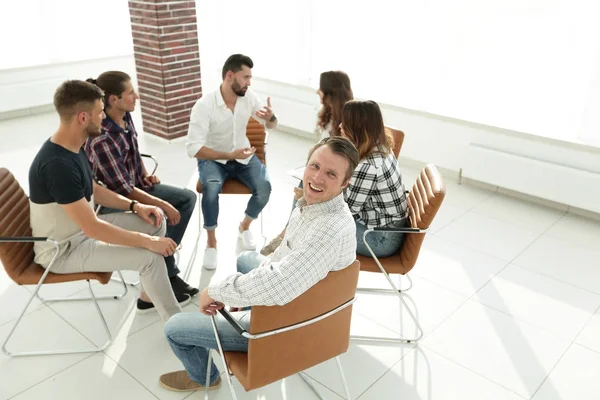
[464,143,600,214]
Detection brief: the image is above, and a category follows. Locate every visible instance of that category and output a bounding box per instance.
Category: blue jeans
[197,155,271,230]
[98,183,196,277]
[164,251,265,385]
[355,219,408,258]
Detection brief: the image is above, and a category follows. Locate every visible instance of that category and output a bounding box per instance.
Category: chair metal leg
[210,315,238,400]
[183,194,203,282]
[110,269,140,287]
[205,351,213,400]
[352,239,423,344]
[352,279,423,343]
[41,271,129,303]
[336,356,352,400]
[298,372,327,400]
[3,278,114,357]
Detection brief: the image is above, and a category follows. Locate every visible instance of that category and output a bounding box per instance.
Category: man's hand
[145,236,177,257]
[143,175,161,186]
[293,186,303,201]
[230,147,256,160]
[199,289,224,316]
[134,203,164,227]
[162,202,181,225]
[255,97,274,121]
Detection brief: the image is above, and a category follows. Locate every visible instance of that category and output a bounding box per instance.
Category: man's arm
[61,197,176,256]
[93,181,136,210]
[185,102,229,160]
[207,220,347,307]
[87,139,137,196]
[253,95,278,129]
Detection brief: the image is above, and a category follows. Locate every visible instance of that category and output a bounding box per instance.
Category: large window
[0,0,133,70]
[197,0,600,142]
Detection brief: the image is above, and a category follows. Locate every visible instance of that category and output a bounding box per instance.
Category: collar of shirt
[102,112,134,135]
[296,192,346,219]
[215,88,228,109]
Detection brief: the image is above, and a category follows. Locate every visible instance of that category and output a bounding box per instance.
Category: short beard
[231,81,247,97]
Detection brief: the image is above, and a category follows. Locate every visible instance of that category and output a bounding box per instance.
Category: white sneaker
[238,229,256,250]
[203,248,218,270]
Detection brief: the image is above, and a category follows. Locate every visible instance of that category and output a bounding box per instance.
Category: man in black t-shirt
[28,80,187,320]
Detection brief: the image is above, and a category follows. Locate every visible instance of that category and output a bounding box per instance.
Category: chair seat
[196,179,252,195]
[357,253,408,275]
[14,262,112,286]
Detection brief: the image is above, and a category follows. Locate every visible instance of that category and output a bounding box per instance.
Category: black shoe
[137,292,191,314]
[170,275,200,297]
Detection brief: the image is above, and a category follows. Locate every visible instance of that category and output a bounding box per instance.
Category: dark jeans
[98,183,197,277]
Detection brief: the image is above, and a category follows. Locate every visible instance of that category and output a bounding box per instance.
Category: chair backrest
[246,118,267,165]
[400,164,445,272]
[385,126,405,158]
[0,168,36,283]
[240,260,360,390]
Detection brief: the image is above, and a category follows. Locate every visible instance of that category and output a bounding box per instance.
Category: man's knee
[202,179,223,199]
[183,188,197,207]
[164,312,186,342]
[255,179,271,199]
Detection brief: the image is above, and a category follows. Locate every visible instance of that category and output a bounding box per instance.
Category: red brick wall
[128,0,202,139]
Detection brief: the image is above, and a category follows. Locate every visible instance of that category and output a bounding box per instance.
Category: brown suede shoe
[159,370,221,392]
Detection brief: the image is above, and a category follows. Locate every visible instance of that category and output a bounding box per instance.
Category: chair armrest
[140,153,158,176]
[218,308,249,337]
[371,227,428,233]
[0,237,49,242]
[217,298,356,340]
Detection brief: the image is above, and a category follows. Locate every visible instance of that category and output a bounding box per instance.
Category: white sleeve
[185,100,210,158]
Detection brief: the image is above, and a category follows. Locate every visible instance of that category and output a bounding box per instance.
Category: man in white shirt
[185,54,278,269]
[159,136,359,393]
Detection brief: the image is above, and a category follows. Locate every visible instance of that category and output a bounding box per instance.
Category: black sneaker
[170,275,200,297]
[137,292,191,314]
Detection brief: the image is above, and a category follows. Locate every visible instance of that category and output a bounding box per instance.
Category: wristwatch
[269,114,277,123]
[129,200,138,213]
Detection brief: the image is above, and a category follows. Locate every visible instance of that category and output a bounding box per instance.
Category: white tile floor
[1,110,600,400]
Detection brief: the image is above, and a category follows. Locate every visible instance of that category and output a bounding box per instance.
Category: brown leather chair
[208,260,360,399]
[353,164,446,343]
[386,126,405,158]
[0,168,127,357]
[186,118,268,279]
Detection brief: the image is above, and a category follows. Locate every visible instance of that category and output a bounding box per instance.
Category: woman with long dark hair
[316,71,354,138]
[260,71,354,255]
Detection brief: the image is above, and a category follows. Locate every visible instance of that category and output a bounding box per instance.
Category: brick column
[128,0,202,139]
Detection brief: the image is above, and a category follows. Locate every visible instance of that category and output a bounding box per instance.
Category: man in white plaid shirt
[159,137,360,393]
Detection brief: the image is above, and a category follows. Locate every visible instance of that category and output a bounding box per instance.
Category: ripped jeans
[197,156,271,230]
[355,219,408,258]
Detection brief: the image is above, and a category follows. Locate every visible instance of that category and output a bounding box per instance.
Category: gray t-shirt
[28,139,95,266]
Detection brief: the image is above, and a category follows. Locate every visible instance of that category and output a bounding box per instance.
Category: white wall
[0,56,136,116]
[250,77,600,214]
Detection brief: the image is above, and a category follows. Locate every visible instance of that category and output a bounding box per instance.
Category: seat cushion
[357,252,408,275]
[15,263,112,285]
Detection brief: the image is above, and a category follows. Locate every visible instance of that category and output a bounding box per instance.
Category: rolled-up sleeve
[185,101,210,158]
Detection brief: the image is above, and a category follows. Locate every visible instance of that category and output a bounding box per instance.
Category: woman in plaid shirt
[340,100,409,257]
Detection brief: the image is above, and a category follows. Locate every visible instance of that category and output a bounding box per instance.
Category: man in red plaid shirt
[84,71,198,314]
